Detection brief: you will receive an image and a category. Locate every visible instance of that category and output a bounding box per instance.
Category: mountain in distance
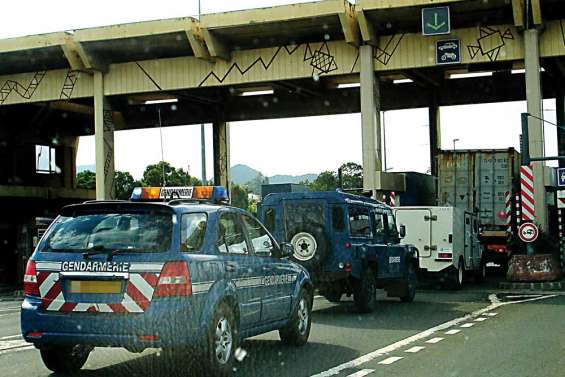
[231,164,317,185]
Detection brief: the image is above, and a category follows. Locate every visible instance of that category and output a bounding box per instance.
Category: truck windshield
[41,211,173,253]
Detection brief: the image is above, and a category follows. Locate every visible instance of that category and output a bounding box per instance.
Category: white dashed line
[460,323,475,328]
[405,346,425,353]
[346,369,375,377]
[378,357,403,365]
[425,337,444,344]
[0,335,21,340]
[445,329,461,335]
[474,317,487,322]
[485,312,498,317]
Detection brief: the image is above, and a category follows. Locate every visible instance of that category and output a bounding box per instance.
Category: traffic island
[506,254,562,282]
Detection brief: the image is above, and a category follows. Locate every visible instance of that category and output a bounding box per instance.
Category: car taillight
[154,261,192,297]
[438,253,452,259]
[23,260,40,297]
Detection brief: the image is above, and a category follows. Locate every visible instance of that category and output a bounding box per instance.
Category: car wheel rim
[214,317,232,365]
[291,233,318,261]
[297,298,309,335]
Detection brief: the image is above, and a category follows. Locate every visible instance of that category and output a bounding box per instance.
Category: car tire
[354,267,377,313]
[279,289,312,346]
[322,291,342,303]
[203,302,237,377]
[400,261,417,303]
[40,345,91,373]
[288,225,329,275]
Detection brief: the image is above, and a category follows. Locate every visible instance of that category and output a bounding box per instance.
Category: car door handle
[225,263,238,272]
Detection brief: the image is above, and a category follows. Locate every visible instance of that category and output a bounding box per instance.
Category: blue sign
[422,7,451,36]
[557,168,565,187]
[436,39,460,65]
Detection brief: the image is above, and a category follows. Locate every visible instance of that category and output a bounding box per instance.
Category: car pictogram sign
[518,223,539,243]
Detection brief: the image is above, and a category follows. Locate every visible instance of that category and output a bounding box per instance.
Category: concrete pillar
[556,90,565,168]
[428,93,441,176]
[213,121,230,191]
[93,71,115,200]
[359,45,382,195]
[524,29,548,230]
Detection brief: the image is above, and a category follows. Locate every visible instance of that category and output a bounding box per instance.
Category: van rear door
[395,208,433,257]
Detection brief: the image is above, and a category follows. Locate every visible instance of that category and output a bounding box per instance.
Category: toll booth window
[180,213,207,252]
[35,145,59,174]
[264,207,276,233]
[218,213,248,254]
[332,207,345,232]
[242,215,274,256]
[348,206,371,238]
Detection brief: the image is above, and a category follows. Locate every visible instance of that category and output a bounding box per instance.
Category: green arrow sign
[422,6,451,36]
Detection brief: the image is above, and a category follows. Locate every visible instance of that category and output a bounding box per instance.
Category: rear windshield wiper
[82,245,138,261]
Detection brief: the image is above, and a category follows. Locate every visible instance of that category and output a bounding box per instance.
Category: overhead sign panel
[557,168,565,187]
[436,39,460,64]
[422,6,451,36]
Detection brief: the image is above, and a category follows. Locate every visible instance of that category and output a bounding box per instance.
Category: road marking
[346,369,374,377]
[405,346,425,353]
[378,357,403,365]
[460,323,474,328]
[0,335,21,340]
[0,307,20,313]
[474,317,487,322]
[485,312,498,317]
[0,345,34,356]
[426,337,444,344]
[445,329,461,335]
[0,339,31,352]
[310,293,557,377]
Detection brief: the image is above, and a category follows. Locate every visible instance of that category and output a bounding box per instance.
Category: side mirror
[399,224,406,239]
[280,243,294,258]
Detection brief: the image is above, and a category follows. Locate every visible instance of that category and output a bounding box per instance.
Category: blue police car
[21,186,313,376]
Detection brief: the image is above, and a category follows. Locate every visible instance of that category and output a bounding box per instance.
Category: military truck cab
[259,191,419,313]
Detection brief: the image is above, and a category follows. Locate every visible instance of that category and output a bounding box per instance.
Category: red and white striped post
[520,164,535,222]
[390,191,396,207]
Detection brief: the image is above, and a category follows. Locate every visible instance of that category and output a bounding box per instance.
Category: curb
[499,281,564,291]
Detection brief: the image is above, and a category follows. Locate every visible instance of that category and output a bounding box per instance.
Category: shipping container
[437,148,520,230]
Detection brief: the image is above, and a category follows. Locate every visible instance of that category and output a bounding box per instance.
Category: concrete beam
[93,71,115,200]
[360,45,382,195]
[338,0,360,46]
[61,36,108,72]
[186,24,212,61]
[511,0,525,28]
[201,29,231,61]
[0,32,66,54]
[356,10,378,46]
[428,93,441,177]
[530,0,543,26]
[213,121,230,191]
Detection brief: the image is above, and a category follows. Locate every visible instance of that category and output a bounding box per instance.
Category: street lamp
[453,138,460,151]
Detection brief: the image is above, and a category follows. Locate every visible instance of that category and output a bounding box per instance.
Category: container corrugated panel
[438,148,519,228]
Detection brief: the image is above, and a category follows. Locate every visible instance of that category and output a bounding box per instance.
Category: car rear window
[42,210,173,253]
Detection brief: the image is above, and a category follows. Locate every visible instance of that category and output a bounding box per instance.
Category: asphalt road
[1,284,564,377]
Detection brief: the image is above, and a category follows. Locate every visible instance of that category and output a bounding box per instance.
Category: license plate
[69,280,122,294]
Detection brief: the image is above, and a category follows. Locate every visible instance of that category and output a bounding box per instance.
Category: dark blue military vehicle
[259,191,419,313]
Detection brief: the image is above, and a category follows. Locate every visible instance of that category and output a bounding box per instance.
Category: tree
[245,173,269,195]
[76,171,96,190]
[142,161,200,187]
[339,162,363,190]
[231,184,249,210]
[309,171,338,192]
[114,171,138,200]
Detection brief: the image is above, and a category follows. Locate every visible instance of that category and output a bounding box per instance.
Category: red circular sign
[518,223,539,243]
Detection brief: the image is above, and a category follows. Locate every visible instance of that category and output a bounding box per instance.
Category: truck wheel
[448,259,464,290]
[203,302,237,377]
[475,259,487,283]
[40,345,91,373]
[322,291,342,303]
[288,226,328,273]
[279,289,312,346]
[354,268,377,313]
[400,262,417,303]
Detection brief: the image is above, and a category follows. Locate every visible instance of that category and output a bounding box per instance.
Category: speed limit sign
[518,223,539,243]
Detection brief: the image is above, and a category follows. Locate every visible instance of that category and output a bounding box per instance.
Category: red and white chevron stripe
[520,164,535,221]
[35,262,161,314]
[504,191,512,235]
[390,191,396,207]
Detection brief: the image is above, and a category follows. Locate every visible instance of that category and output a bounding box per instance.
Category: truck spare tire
[288,225,329,274]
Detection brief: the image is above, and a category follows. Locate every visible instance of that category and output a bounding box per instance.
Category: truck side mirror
[399,224,406,238]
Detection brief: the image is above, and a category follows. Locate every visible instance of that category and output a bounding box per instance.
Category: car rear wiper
[82,245,138,261]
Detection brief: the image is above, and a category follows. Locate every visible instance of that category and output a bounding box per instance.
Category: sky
[1,1,559,180]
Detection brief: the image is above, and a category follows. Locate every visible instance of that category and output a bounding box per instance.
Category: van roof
[261,190,388,208]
